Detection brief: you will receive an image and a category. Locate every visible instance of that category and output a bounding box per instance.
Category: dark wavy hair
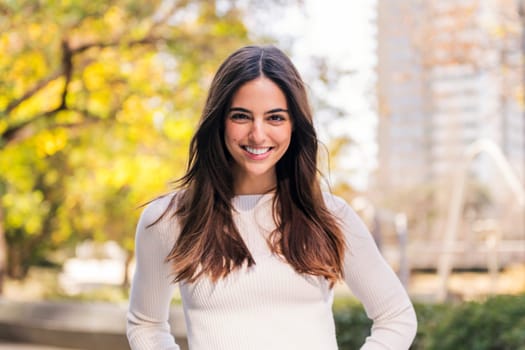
[160,45,345,286]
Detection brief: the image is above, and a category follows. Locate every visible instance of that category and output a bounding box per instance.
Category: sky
[247,0,378,190]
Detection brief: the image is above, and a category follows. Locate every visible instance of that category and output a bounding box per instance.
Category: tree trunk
[0,204,6,295]
[7,245,23,280]
[122,251,133,291]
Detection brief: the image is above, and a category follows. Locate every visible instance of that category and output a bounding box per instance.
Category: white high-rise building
[376,0,524,190]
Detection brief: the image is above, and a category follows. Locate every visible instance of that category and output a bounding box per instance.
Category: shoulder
[136,191,181,235]
[322,191,351,215]
[135,192,180,249]
[322,191,372,241]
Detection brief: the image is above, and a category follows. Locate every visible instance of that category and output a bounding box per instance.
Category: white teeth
[245,146,270,155]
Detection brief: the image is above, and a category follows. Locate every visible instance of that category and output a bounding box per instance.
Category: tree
[0,0,262,292]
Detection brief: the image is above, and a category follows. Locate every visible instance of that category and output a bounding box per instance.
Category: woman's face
[224,76,292,194]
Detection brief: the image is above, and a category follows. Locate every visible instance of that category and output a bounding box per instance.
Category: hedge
[333,294,525,350]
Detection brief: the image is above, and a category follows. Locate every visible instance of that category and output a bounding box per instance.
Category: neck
[233,174,276,195]
[234,184,276,195]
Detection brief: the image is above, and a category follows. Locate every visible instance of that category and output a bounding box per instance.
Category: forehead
[230,77,288,109]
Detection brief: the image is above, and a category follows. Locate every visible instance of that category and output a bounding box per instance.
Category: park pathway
[0,342,76,349]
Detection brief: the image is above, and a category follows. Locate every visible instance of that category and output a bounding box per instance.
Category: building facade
[376,0,524,190]
[375,0,525,267]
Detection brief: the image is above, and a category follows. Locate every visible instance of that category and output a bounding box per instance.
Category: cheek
[284,129,293,153]
[224,125,240,154]
[225,133,239,145]
[280,126,293,145]
[225,123,250,148]
[224,122,239,142]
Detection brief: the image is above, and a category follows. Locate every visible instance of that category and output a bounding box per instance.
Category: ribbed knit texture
[127,193,417,350]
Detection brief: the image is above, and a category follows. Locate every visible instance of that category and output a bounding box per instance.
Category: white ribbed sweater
[127,192,417,350]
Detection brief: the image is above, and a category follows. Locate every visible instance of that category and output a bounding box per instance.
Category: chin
[243,167,275,178]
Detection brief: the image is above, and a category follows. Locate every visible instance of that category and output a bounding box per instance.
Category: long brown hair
[161,45,346,286]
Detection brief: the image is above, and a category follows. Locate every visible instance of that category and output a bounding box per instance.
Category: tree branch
[148,0,190,34]
[1,38,76,145]
[1,101,124,146]
[2,9,171,146]
[1,105,64,144]
[67,107,108,122]
[60,39,73,109]
[3,15,169,118]
[2,71,62,115]
[71,35,163,55]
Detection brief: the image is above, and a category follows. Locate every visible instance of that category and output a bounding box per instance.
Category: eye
[229,113,251,122]
[267,114,286,122]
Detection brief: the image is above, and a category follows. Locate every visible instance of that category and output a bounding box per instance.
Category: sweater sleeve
[127,194,180,350]
[326,194,417,350]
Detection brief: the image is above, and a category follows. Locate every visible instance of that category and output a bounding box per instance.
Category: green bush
[425,295,525,350]
[333,298,372,349]
[410,302,449,350]
[333,294,525,350]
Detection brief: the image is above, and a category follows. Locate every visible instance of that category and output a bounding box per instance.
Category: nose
[248,118,266,144]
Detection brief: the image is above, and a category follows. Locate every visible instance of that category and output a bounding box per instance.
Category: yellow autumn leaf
[83,62,108,91]
[4,191,45,232]
[51,226,72,244]
[27,23,42,42]
[87,90,112,118]
[34,128,69,157]
[11,51,48,95]
[163,117,195,141]
[0,33,9,53]
[13,77,64,118]
[118,95,149,123]
[25,215,42,235]
[104,6,125,31]
[111,162,132,188]
[0,119,7,134]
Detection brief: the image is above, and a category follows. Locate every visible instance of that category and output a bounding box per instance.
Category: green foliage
[0,0,264,280]
[333,294,525,350]
[425,295,525,350]
[333,298,372,349]
[409,301,450,350]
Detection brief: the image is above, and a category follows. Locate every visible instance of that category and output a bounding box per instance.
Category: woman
[127,45,417,350]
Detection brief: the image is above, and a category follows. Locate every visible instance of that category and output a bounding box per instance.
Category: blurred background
[0,0,524,349]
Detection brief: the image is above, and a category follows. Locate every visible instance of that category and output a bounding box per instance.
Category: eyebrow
[229,107,289,114]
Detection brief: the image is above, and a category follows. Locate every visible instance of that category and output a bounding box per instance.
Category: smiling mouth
[242,146,272,155]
